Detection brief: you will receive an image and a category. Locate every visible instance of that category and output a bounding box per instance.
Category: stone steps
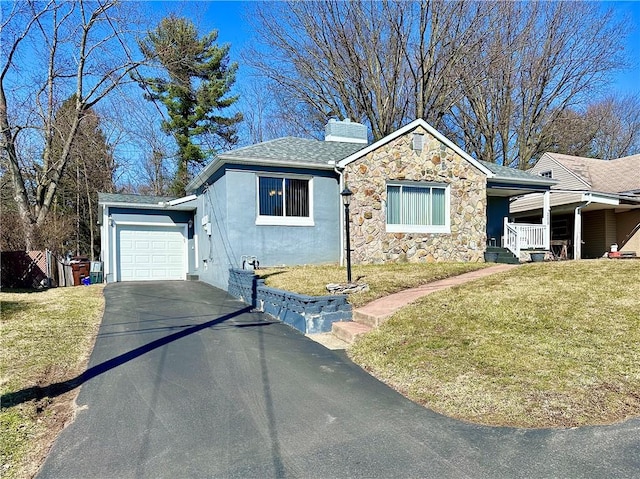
[331,321,371,344]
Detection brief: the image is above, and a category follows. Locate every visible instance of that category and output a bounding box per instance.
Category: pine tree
[138,15,242,195]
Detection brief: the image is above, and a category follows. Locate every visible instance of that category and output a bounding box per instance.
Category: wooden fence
[1,250,76,289]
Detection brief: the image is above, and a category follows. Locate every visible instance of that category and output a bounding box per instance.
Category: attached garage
[117,225,187,281]
[98,193,197,283]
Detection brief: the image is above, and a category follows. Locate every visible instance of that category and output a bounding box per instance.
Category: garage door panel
[117,225,186,281]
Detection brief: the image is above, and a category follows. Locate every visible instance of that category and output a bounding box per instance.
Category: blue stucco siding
[193,174,235,290]
[486,196,509,244]
[192,164,341,290]
[225,168,340,267]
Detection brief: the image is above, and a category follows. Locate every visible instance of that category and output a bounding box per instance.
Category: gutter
[159,194,197,207]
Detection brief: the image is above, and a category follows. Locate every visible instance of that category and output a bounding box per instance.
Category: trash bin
[70,257,91,286]
[90,261,103,284]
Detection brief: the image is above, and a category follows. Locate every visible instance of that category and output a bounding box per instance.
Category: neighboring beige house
[337,119,554,264]
[511,152,640,259]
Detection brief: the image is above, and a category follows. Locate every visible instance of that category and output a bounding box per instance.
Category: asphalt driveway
[38,281,640,478]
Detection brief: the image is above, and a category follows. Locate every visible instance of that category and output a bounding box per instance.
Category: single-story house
[510,152,640,259]
[99,118,554,289]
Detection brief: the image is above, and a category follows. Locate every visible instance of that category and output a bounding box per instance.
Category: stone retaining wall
[228,269,352,334]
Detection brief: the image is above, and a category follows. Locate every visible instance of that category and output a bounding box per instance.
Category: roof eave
[489,176,558,187]
[187,155,336,192]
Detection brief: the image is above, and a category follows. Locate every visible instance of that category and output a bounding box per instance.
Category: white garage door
[117,225,186,281]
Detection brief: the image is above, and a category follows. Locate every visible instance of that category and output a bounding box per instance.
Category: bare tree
[449,2,626,168]
[248,1,628,168]
[587,95,640,160]
[0,0,142,249]
[246,1,414,140]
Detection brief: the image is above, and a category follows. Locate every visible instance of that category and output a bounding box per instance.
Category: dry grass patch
[1,285,105,479]
[258,262,489,308]
[350,260,640,428]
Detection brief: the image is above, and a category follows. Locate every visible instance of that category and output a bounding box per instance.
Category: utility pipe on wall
[574,198,592,260]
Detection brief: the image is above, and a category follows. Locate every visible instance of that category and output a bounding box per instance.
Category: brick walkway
[314,264,518,347]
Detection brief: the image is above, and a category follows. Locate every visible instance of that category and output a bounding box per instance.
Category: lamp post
[341,187,353,283]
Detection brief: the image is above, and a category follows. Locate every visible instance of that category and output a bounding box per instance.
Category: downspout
[574,197,592,260]
[331,161,346,267]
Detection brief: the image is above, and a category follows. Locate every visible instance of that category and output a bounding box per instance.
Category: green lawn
[0,286,104,479]
[257,262,489,308]
[349,260,640,428]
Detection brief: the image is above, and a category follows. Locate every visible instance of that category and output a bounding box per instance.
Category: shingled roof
[547,153,640,194]
[187,137,365,191]
[98,192,176,205]
[219,137,365,166]
[479,160,554,185]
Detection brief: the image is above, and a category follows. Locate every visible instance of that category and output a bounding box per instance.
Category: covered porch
[510,191,640,259]
[484,167,553,260]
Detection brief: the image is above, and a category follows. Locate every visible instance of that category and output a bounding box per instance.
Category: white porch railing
[503,218,549,257]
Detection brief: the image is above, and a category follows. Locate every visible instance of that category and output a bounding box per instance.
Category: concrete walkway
[330,264,518,344]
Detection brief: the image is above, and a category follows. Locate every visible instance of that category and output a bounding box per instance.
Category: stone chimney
[324,118,368,144]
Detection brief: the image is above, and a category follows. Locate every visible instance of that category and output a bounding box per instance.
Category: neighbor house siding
[530,154,589,190]
[582,210,617,258]
[344,125,486,263]
[616,210,640,253]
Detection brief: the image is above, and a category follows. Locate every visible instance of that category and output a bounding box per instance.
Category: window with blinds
[386,183,450,233]
[257,176,313,226]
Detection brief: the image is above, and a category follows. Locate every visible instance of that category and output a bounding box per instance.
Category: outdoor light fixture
[340,187,353,283]
[108,216,113,227]
[188,219,193,229]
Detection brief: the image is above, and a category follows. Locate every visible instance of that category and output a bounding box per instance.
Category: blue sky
[146,0,640,97]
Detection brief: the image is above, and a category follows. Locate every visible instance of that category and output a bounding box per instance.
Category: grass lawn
[257,262,489,308]
[0,285,104,479]
[350,260,640,428]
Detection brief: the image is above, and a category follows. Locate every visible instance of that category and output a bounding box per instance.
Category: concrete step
[331,321,371,344]
[352,310,387,328]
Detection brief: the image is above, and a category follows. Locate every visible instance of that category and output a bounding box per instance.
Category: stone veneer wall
[344,125,487,263]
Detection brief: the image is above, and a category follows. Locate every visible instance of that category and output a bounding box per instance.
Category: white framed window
[256,175,314,226]
[386,182,450,233]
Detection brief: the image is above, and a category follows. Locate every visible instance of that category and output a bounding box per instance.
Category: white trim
[336,118,493,177]
[385,181,451,234]
[255,173,315,226]
[581,192,620,206]
[158,194,197,207]
[255,216,315,227]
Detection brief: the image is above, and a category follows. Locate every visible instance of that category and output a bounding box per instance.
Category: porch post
[503,216,508,248]
[542,190,550,250]
[574,206,582,260]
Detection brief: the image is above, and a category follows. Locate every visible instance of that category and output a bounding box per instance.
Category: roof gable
[337,119,493,176]
[542,152,640,194]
